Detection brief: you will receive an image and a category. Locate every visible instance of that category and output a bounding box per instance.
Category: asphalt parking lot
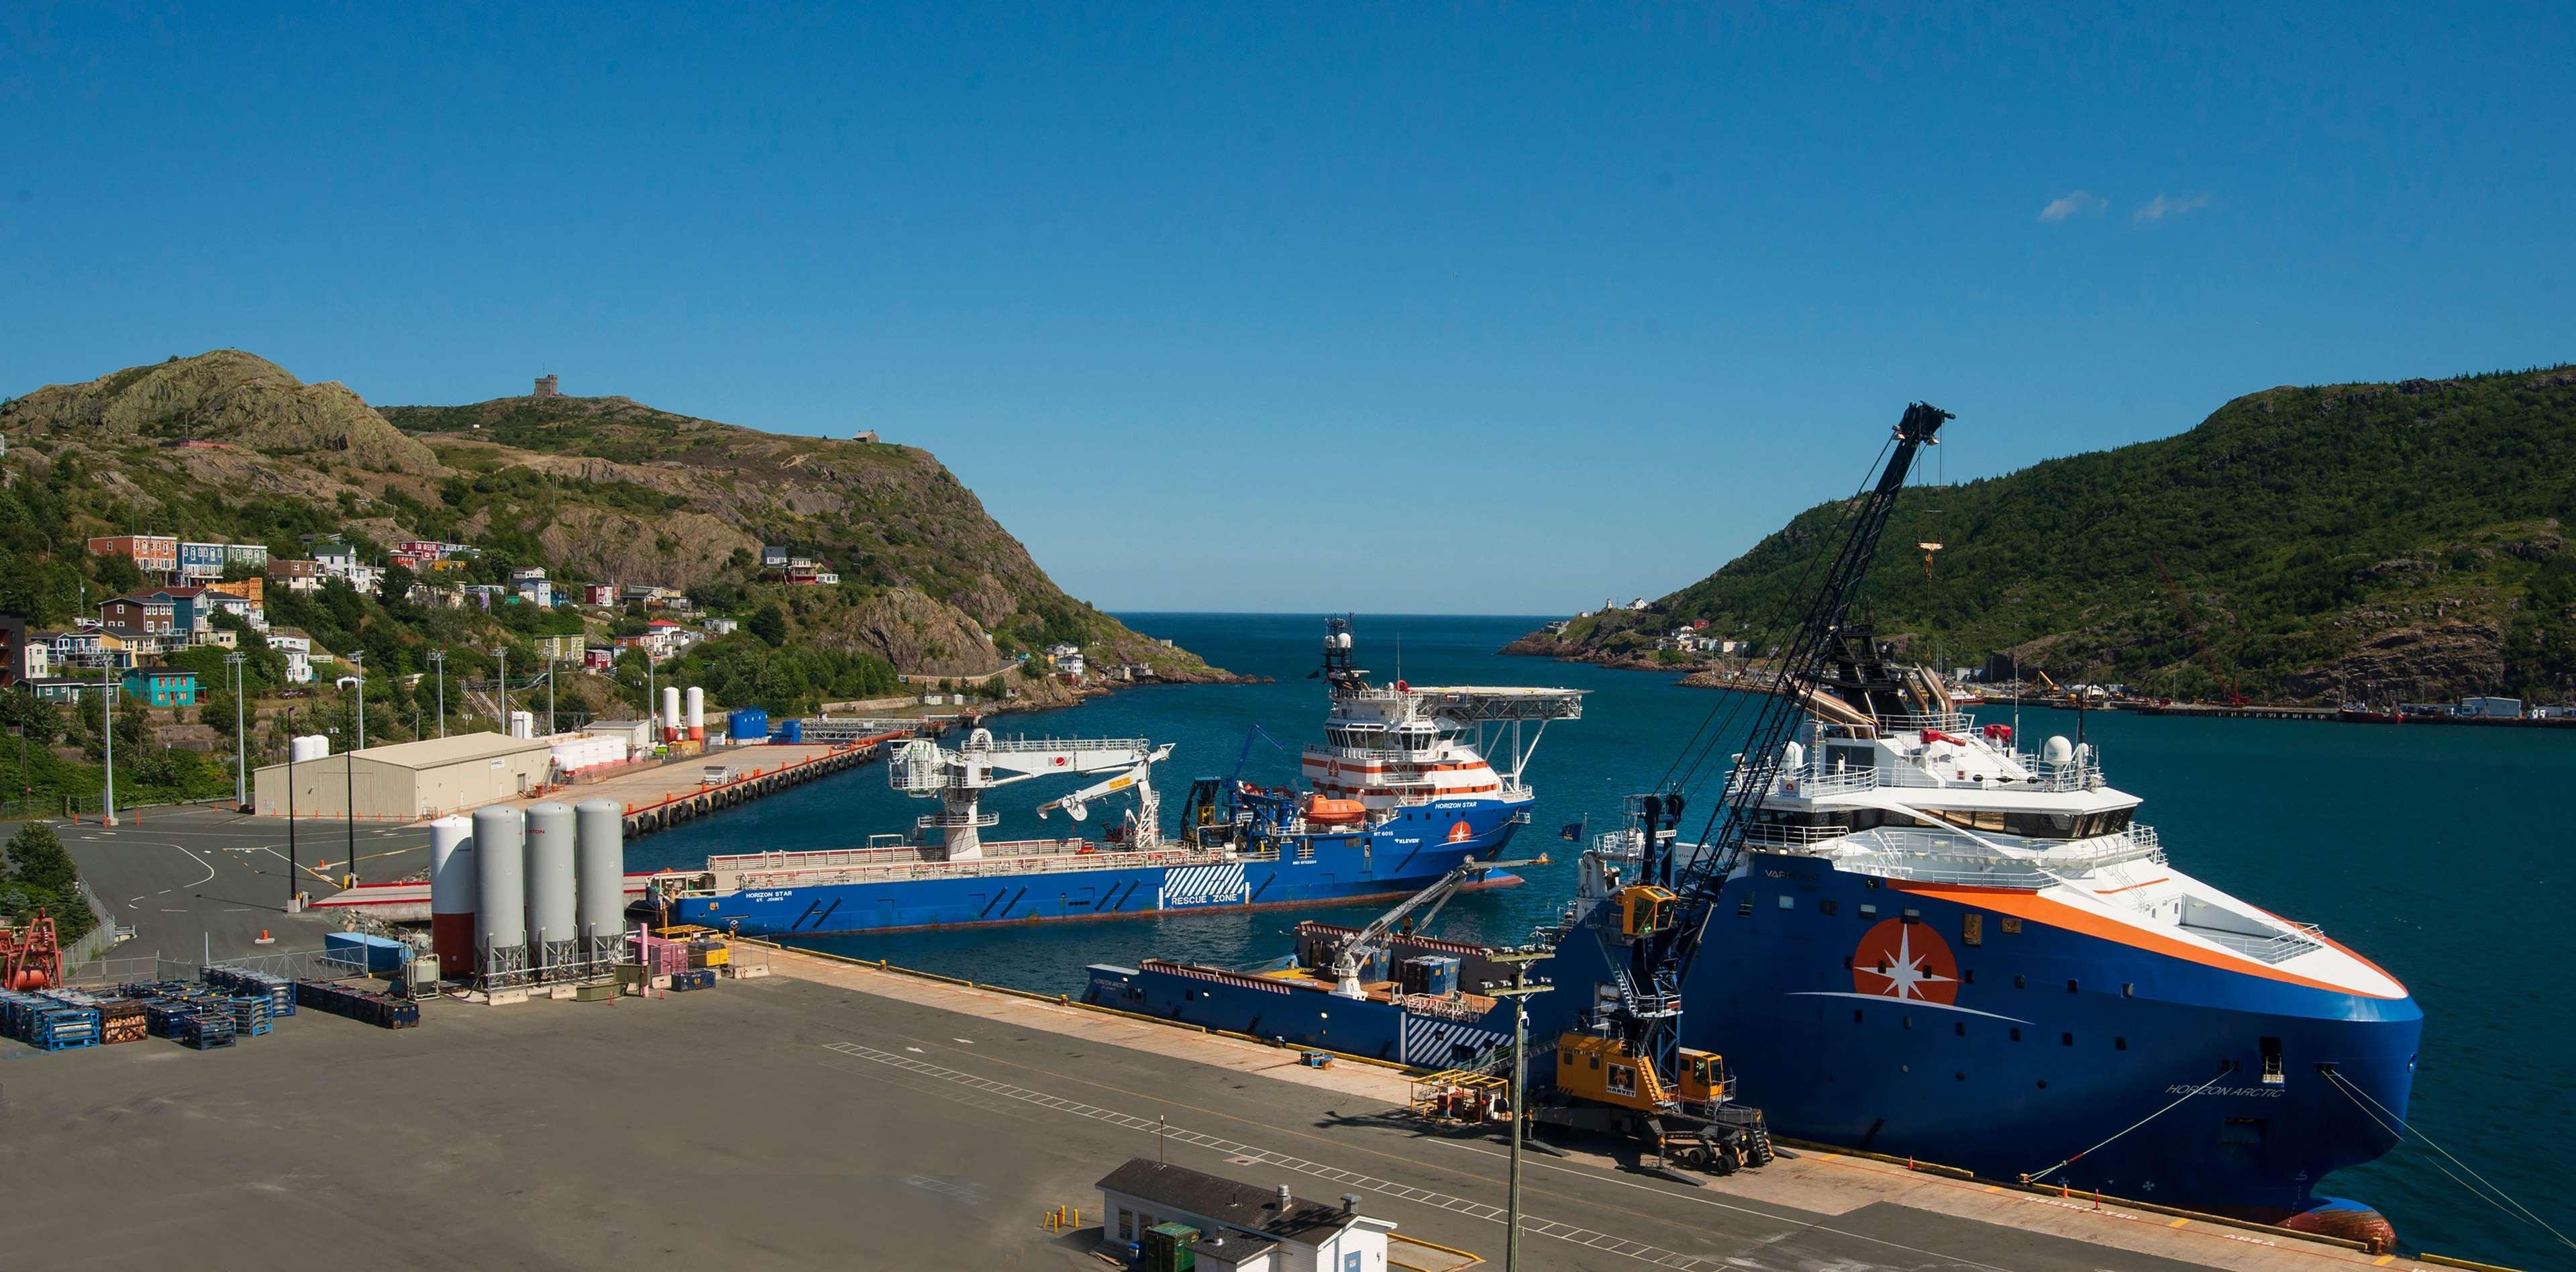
[43,806,433,963]
[0,971,2221,1272]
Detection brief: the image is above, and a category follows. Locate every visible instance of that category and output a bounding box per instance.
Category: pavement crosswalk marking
[823,1040,1723,1271]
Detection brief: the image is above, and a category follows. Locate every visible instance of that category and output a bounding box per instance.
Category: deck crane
[1620,402,1952,1095]
[888,728,1174,860]
[1325,853,1547,998]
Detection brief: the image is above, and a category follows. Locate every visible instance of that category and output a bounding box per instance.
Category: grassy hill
[1515,366,2576,703]
[0,350,1223,685]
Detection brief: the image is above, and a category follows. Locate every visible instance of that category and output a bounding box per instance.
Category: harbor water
[633,612,2576,1267]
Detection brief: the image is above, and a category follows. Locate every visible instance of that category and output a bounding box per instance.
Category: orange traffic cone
[254,928,276,946]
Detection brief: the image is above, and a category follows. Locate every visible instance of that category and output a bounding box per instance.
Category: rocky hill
[1511,366,2576,704]
[1,351,1223,683]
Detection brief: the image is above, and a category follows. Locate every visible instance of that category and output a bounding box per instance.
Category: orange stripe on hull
[1887,881,2408,1000]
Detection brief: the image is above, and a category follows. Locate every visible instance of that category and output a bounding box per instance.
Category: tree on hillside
[92,552,144,595]
[749,603,788,647]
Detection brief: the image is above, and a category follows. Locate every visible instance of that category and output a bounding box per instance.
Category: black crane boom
[1668,401,1950,960]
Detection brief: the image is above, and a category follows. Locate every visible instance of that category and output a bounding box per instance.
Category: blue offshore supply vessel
[1516,403,2418,1248]
[650,620,1583,936]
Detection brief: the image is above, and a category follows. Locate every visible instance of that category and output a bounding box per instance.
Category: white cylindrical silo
[292,734,331,763]
[525,801,578,979]
[575,798,626,964]
[427,815,476,975]
[662,686,682,742]
[509,710,535,740]
[471,805,527,980]
[685,686,705,741]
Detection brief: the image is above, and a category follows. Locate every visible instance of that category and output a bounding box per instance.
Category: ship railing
[2044,825,2163,873]
[915,809,1003,831]
[1742,822,1855,848]
[1834,852,2061,889]
[2181,919,2326,965]
[1871,710,1977,734]
[730,843,1282,889]
[1396,993,1497,1023]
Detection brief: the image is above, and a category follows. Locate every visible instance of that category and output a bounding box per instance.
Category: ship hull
[1085,959,1518,1069]
[1533,850,2420,1216]
[672,797,1529,937]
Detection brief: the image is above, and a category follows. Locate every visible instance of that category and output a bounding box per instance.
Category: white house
[268,632,314,684]
[516,577,554,607]
[1095,1159,1394,1272]
[1045,642,1086,677]
[702,616,739,636]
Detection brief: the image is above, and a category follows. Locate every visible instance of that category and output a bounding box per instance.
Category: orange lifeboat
[1306,797,1368,826]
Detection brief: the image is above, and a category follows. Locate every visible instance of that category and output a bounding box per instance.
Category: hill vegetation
[1515,366,2576,703]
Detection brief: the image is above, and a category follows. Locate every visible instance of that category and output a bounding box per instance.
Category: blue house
[121,665,199,707]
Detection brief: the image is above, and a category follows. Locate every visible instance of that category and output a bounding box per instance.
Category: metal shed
[253,732,554,822]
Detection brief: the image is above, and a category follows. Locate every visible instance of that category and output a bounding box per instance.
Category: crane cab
[1552,1032,1669,1112]
[1617,885,1679,938]
[1676,1048,1731,1106]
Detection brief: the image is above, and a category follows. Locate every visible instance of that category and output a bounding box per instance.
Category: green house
[121,665,199,707]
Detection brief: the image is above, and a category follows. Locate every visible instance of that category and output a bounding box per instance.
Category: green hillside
[1521,366,2576,703]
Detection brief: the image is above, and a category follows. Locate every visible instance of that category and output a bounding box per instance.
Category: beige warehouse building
[253,732,554,822]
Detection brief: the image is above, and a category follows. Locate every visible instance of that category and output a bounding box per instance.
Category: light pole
[429,648,446,739]
[226,650,247,810]
[285,715,299,907]
[494,646,508,732]
[100,647,117,826]
[344,650,362,885]
[546,646,556,736]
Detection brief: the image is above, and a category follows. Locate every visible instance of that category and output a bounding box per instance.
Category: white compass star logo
[1869,925,1956,1001]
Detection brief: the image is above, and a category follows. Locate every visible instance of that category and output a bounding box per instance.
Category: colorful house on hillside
[87,534,179,576]
[99,594,178,636]
[121,665,199,707]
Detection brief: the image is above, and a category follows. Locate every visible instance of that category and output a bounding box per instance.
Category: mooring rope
[2026,1069,2231,1183]
[2324,1069,2575,1252]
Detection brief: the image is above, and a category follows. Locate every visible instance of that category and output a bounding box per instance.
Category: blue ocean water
[635,613,2575,1265]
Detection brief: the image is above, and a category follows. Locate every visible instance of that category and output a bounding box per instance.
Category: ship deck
[678,838,1284,891]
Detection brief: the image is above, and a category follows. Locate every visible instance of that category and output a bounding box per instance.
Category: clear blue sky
[4,5,2569,614]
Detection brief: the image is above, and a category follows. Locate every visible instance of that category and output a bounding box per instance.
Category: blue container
[1402,955,1461,997]
[771,720,803,744]
[728,707,768,743]
[325,931,411,975]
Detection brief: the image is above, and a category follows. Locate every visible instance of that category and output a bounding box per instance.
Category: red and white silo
[427,814,476,973]
[662,686,682,742]
[685,686,705,741]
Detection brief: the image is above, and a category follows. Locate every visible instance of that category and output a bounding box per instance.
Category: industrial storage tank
[662,686,682,742]
[291,734,331,763]
[575,798,626,962]
[525,801,578,978]
[509,710,535,740]
[427,816,476,974]
[471,805,527,980]
[686,686,705,741]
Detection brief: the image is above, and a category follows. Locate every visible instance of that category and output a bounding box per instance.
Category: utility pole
[226,650,247,810]
[100,648,117,826]
[546,646,556,736]
[1488,952,1553,1272]
[285,721,298,908]
[345,650,362,885]
[429,648,446,739]
[495,646,508,732]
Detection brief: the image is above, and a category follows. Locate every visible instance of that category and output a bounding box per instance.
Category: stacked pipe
[686,686,705,742]
[427,816,475,977]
